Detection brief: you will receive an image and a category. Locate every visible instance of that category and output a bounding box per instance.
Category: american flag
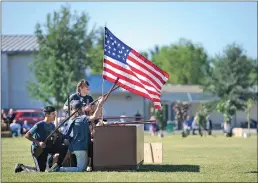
[102,27,170,109]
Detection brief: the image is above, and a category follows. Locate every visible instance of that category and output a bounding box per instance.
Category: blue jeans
[59,150,88,172]
[11,130,21,137]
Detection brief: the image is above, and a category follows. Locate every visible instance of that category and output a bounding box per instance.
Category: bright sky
[2,2,257,58]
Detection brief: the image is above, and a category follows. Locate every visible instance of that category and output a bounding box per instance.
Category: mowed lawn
[1,133,257,182]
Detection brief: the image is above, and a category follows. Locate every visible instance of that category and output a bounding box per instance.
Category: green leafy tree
[149,45,160,60]
[244,98,255,134]
[216,100,237,124]
[87,27,105,74]
[27,5,96,109]
[152,38,210,84]
[203,43,254,120]
[248,58,257,86]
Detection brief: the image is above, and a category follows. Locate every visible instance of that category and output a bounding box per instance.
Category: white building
[1,35,257,128]
[1,35,42,109]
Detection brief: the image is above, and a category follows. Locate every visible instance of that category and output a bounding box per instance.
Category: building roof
[1,35,39,52]
[162,84,203,93]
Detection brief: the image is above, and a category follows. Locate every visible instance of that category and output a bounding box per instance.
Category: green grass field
[1,133,257,182]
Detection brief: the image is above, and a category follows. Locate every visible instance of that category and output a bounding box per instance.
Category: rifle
[67,93,70,116]
[103,120,156,126]
[33,77,120,158]
[100,116,144,120]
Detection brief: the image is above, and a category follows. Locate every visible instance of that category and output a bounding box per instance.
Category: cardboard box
[93,124,144,171]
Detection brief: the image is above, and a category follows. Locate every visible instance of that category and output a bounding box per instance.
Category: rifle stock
[33,146,43,158]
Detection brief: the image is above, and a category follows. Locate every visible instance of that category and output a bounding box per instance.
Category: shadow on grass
[245,171,258,174]
[137,164,200,172]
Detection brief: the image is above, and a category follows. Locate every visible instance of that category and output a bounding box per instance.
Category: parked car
[14,109,45,126]
[240,119,257,129]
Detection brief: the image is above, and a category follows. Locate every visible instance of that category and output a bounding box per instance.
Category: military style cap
[43,106,56,113]
[70,100,83,109]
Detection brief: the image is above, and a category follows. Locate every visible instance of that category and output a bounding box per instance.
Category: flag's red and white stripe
[103,49,169,109]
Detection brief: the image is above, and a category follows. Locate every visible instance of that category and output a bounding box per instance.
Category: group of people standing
[182,115,213,137]
[15,79,105,173]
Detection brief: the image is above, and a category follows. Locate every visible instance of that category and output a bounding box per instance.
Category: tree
[248,58,258,86]
[204,44,254,108]
[86,27,105,74]
[203,43,254,129]
[149,45,160,60]
[216,100,237,124]
[27,5,96,109]
[244,98,255,134]
[151,38,210,84]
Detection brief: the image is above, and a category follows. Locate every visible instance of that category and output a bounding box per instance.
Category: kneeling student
[14,106,68,173]
[48,97,104,172]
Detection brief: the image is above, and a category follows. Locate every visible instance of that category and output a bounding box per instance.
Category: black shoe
[14,163,23,173]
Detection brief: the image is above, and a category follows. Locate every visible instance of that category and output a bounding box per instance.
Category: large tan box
[93,124,144,171]
[233,128,243,137]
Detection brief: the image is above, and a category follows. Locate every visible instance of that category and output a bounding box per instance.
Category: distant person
[205,116,213,135]
[152,106,164,138]
[1,121,7,131]
[120,112,126,122]
[54,111,66,130]
[135,110,142,121]
[192,116,199,135]
[149,108,160,136]
[22,120,32,134]
[1,109,7,131]
[1,109,7,124]
[6,108,16,130]
[10,120,21,137]
[186,116,193,133]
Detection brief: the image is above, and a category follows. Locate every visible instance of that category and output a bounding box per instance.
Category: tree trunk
[247,116,250,135]
[224,122,231,133]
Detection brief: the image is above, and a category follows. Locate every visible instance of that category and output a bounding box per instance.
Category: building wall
[7,53,44,109]
[95,93,144,118]
[1,53,9,108]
